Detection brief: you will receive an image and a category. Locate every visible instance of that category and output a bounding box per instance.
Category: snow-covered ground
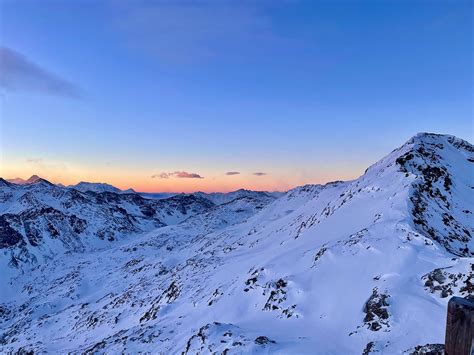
[0,133,472,353]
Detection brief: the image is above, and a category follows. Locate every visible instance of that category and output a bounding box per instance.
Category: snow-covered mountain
[194,189,284,205]
[0,179,223,267]
[139,190,283,204]
[139,192,178,200]
[69,181,122,193]
[5,177,28,185]
[0,133,472,353]
[6,174,45,185]
[69,181,137,194]
[7,177,136,194]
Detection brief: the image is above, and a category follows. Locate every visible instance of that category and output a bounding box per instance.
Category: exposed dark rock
[140,281,181,323]
[254,336,275,345]
[244,267,264,291]
[422,265,473,298]
[313,246,327,264]
[362,341,375,355]
[363,288,390,331]
[399,138,474,257]
[0,215,23,248]
[408,343,444,354]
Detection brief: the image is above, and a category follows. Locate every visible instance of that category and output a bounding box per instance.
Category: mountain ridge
[0,133,472,353]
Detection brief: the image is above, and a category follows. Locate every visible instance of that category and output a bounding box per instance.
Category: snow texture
[0,133,473,354]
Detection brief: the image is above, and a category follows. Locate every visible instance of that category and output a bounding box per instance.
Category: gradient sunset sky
[0,0,472,192]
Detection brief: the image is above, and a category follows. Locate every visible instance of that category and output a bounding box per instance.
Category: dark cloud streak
[225,171,240,175]
[152,171,204,179]
[0,47,82,98]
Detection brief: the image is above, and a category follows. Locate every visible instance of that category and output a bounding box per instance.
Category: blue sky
[0,0,472,192]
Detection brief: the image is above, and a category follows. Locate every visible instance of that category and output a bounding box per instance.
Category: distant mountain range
[0,133,472,353]
[6,174,48,185]
[7,178,137,194]
[6,176,283,201]
[0,177,277,265]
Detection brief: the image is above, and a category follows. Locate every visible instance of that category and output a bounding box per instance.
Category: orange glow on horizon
[0,169,363,193]
[0,157,366,193]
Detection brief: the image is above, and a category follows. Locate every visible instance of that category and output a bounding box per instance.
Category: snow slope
[69,181,123,193]
[0,181,225,268]
[68,181,139,194]
[0,133,472,354]
[139,190,282,204]
[194,189,284,205]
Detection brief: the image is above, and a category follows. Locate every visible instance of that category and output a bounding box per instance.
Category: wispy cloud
[253,172,267,176]
[113,2,283,63]
[26,157,43,164]
[151,172,171,179]
[152,171,204,179]
[0,47,82,98]
[225,171,240,175]
[174,171,204,179]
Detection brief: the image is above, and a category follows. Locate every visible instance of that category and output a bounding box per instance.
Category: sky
[0,0,472,193]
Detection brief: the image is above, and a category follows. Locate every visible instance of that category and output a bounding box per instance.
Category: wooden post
[445,296,474,355]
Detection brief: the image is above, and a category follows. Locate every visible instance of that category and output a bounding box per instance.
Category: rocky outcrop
[363,288,390,331]
[395,134,474,256]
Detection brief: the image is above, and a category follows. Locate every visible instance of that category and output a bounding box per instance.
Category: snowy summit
[0,133,473,353]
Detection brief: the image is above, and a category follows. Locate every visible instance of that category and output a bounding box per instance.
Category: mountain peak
[5,177,27,185]
[5,175,51,185]
[0,133,472,353]
[0,178,12,187]
[26,175,42,183]
[26,175,54,186]
[70,181,123,194]
[408,132,472,150]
